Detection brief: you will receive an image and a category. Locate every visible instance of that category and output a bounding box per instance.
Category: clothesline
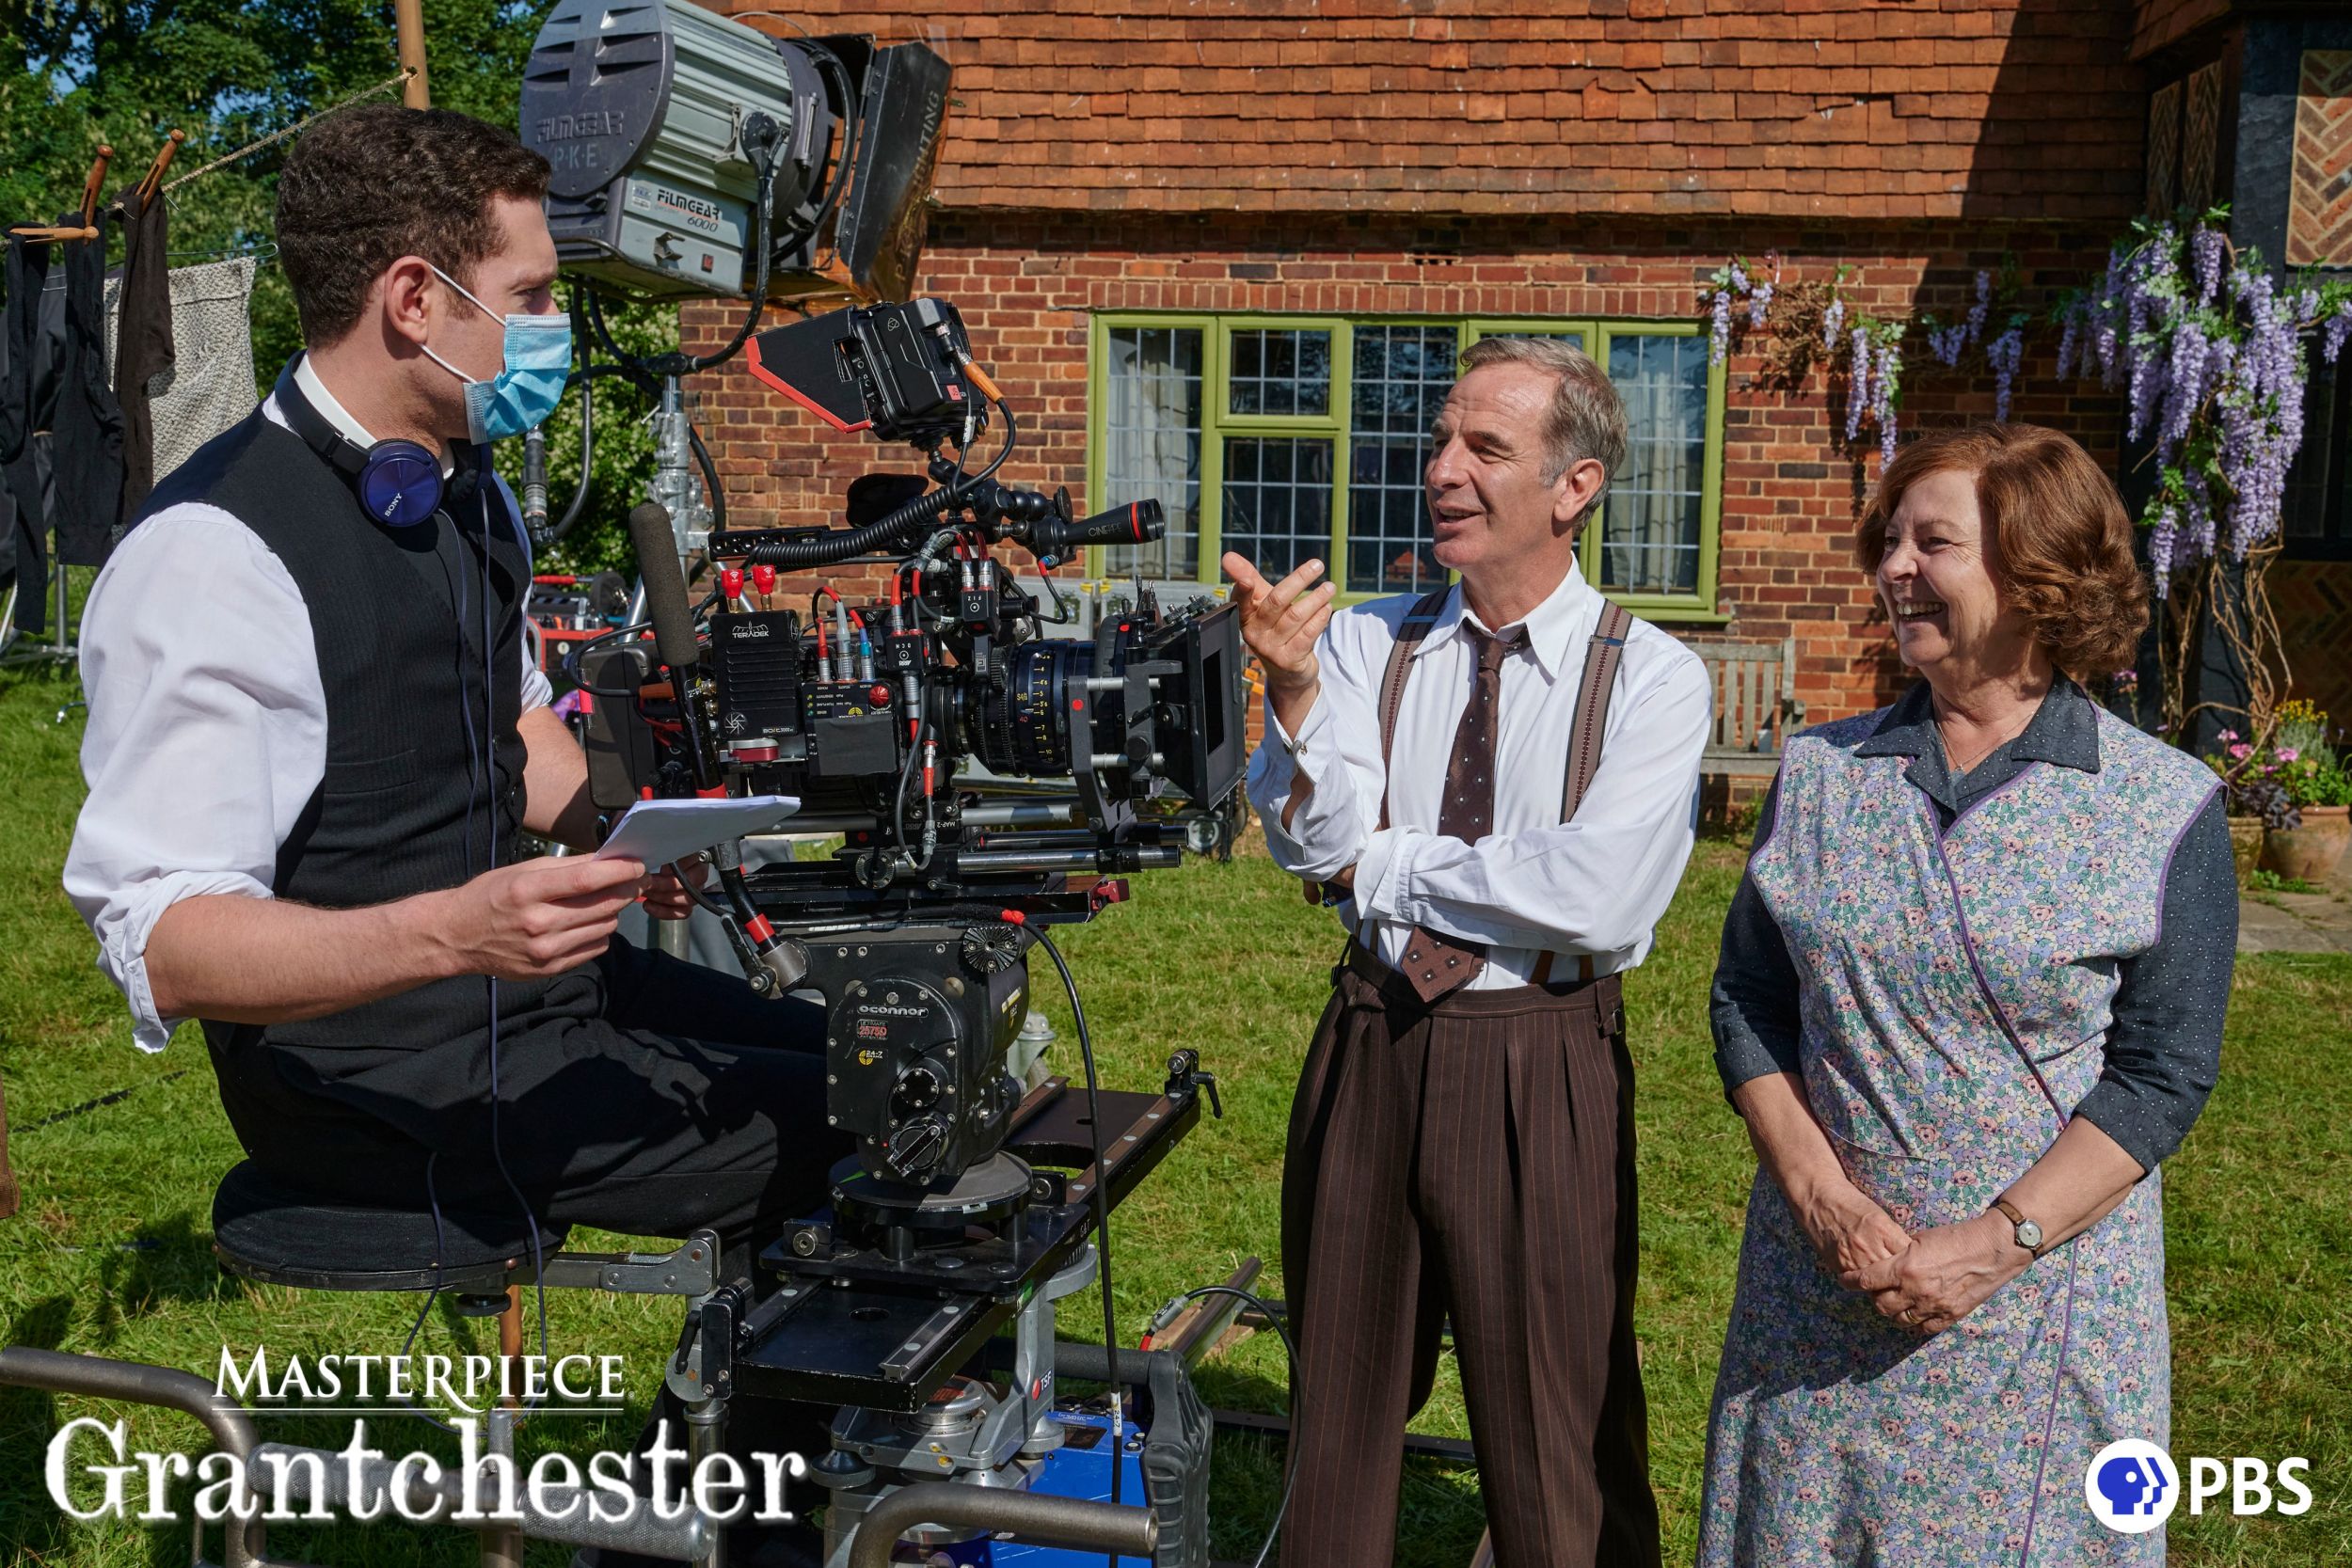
[161,66,418,197]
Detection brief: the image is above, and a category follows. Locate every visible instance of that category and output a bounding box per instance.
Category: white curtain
[1104,329,1201,579]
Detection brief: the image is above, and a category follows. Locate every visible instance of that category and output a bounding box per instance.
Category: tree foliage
[0,0,674,572]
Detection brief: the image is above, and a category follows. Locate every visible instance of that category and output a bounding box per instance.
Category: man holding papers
[60,107,843,1248]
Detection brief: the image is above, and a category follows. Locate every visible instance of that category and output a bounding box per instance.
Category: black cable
[743,401,1022,569]
[449,481,553,1411]
[1029,927,1123,1547]
[797,40,860,243]
[891,713,929,861]
[541,292,596,546]
[561,620,654,699]
[959,399,1018,498]
[581,292,661,396]
[669,856,732,919]
[395,1153,459,1436]
[478,491,552,1410]
[689,420,728,533]
[1162,1285,1299,1568]
[679,150,779,375]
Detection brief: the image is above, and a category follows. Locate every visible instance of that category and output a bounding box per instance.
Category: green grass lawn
[2,657,2347,1566]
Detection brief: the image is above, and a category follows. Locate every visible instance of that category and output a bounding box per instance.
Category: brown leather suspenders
[1302,586,1636,988]
[1531,597,1633,984]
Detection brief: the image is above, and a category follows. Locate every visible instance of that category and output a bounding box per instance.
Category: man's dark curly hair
[276,103,550,345]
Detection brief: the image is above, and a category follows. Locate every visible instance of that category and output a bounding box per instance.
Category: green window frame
[1085,312,1729,621]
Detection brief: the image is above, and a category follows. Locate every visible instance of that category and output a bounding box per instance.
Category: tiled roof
[721,0,2147,222]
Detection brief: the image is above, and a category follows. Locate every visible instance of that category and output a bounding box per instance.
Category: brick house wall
[679,0,2152,735]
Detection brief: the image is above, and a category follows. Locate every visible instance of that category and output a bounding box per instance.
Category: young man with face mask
[63,105,844,1251]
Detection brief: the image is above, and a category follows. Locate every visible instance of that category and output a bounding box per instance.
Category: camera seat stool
[209,1159,728,1568]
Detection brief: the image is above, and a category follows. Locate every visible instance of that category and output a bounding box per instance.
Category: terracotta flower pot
[2227,816,2265,885]
[2261,804,2352,884]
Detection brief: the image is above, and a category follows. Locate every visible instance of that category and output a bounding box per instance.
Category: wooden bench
[1686,636,1804,778]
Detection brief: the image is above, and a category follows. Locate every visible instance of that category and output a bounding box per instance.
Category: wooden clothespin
[8,146,113,244]
[135,131,185,208]
[78,145,112,228]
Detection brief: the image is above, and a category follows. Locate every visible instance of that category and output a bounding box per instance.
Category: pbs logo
[2087,1440,2315,1531]
[2086,1439,2179,1533]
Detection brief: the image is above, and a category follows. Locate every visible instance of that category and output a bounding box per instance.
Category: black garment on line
[0,235,61,629]
[119,388,840,1240]
[3,217,125,629]
[112,184,173,524]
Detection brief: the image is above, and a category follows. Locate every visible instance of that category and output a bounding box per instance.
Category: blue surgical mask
[421,265,572,443]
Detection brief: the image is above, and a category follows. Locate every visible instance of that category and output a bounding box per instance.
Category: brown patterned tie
[1398,624,1525,1003]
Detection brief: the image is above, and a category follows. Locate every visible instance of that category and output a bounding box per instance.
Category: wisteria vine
[2058,214,2352,595]
[1703,222,2352,600]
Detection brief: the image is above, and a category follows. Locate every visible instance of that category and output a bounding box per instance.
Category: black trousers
[236,938,848,1246]
[1280,947,1661,1568]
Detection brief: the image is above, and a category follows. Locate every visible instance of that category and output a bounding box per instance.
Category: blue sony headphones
[273,358,476,528]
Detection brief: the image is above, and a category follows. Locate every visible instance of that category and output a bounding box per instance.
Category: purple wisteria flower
[1846,325,1873,444]
[1964,270,1992,346]
[1987,327,2024,421]
[2056,305,2083,382]
[1822,295,1846,351]
[2183,467,2217,563]
[2157,321,2210,451]
[1929,324,1967,368]
[2127,345,2167,442]
[1875,339,1902,465]
[1709,289,1734,367]
[2323,302,2352,366]
[1749,278,1774,330]
[2189,227,2224,307]
[2149,503,2180,597]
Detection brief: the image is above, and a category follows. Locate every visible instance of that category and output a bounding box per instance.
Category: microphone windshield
[628,503,700,673]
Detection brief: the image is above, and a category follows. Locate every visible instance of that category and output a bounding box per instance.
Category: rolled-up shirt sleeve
[63,506,326,1052]
[1709,777,1805,1097]
[1352,641,1711,957]
[2072,788,2234,1171]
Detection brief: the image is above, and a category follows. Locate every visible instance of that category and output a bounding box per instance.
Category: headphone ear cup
[358,440,445,527]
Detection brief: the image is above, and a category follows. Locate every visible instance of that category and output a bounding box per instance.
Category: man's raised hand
[1223,552,1338,734]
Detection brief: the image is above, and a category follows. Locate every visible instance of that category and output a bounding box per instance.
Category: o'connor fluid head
[520,0,949,304]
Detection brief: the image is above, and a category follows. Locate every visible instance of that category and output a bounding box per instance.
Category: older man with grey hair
[1224,335,1712,1567]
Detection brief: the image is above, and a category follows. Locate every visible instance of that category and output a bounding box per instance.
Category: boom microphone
[628,503,701,675]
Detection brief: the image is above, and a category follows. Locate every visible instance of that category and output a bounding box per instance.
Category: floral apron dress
[1698,705,2217,1567]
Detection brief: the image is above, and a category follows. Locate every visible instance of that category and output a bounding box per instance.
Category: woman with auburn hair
[1699,423,2235,1565]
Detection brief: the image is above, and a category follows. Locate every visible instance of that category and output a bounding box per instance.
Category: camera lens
[972,640,1098,778]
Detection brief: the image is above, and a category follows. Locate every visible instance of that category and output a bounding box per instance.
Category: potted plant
[2257,702,2352,884]
[2218,772,2297,884]
[2209,729,2285,883]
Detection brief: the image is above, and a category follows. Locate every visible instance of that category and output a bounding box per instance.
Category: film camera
[567,300,1247,1561]
[587,297,1244,1189]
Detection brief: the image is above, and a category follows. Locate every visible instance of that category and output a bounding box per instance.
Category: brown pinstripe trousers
[1279,945,1661,1567]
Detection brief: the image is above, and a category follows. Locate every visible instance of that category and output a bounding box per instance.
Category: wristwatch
[1991,1198,2045,1258]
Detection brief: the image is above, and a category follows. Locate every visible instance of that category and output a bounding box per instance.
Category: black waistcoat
[125,398,596,1159]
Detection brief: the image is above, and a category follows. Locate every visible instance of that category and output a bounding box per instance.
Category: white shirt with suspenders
[1246,560,1714,989]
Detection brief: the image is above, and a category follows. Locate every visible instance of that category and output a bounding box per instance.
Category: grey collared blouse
[1710,677,2236,1171]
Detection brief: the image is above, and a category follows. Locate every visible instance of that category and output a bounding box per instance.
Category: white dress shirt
[1246,561,1712,987]
[64,356,551,1052]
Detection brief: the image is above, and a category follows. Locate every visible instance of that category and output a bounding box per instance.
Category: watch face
[2016,1219,2044,1251]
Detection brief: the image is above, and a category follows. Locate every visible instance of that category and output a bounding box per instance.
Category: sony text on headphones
[272,359,480,528]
